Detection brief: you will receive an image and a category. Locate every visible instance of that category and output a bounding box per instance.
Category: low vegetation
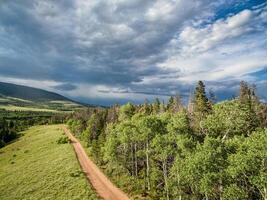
[0,109,67,147]
[0,125,98,200]
[0,105,61,112]
[0,82,87,147]
[67,81,267,200]
[57,135,70,144]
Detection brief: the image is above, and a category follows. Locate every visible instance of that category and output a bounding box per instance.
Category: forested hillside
[0,82,69,102]
[67,81,267,200]
[0,110,67,147]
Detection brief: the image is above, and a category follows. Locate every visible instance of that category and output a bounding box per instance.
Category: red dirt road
[62,126,131,200]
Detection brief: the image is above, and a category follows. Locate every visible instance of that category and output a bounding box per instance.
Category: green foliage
[191,81,212,135]
[0,118,18,147]
[167,94,183,113]
[67,80,267,200]
[0,108,68,148]
[119,102,135,120]
[181,137,228,199]
[222,184,247,200]
[166,110,191,136]
[226,129,267,199]
[0,125,98,200]
[202,100,260,138]
[193,81,211,116]
[57,136,70,144]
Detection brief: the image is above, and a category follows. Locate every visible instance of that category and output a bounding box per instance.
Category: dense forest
[0,110,66,147]
[67,81,267,200]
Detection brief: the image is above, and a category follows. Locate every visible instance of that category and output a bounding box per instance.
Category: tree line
[0,110,67,148]
[67,81,267,200]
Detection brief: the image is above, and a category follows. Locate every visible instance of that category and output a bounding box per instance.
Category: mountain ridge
[0,82,74,102]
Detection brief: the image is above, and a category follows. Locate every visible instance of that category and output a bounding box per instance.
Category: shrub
[57,136,70,144]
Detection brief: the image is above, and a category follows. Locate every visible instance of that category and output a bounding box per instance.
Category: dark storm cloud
[98,89,182,97]
[0,0,193,85]
[52,83,77,91]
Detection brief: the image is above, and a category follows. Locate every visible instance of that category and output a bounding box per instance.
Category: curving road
[62,126,131,200]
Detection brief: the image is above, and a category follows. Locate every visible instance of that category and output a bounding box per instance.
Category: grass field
[0,125,99,200]
[0,105,60,113]
[0,95,85,113]
[0,96,33,103]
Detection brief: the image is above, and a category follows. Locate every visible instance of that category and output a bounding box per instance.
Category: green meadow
[0,125,98,200]
[0,105,60,113]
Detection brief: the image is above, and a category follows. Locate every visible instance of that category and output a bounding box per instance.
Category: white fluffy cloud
[156,3,267,89]
[179,9,253,54]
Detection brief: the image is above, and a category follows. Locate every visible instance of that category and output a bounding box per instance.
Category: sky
[0,0,267,105]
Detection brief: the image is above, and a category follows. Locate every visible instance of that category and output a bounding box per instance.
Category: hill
[0,82,73,102]
[0,125,99,200]
[0,82,84,112]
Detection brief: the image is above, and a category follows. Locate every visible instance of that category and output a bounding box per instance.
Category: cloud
[52,83,77,91]
[179,9,253,54]
[178,6,267,55]
[156,3,267,87]
[0,0,266,105]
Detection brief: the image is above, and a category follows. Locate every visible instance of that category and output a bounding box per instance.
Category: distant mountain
[0,82,88,112]
[0,82,73,102]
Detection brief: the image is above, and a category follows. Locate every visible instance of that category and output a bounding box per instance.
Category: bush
[57,136,70,144]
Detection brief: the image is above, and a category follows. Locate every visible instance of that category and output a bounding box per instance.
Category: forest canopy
[67,81,267,200]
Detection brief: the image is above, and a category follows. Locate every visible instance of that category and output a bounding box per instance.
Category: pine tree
[239,81,250,103]
[193,81,211,118]
[239,81,259,109]
[238,81,260,132]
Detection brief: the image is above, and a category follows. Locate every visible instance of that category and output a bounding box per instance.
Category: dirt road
[62,126,131,200]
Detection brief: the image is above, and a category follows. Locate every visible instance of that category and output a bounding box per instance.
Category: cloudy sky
[0,0,267,105]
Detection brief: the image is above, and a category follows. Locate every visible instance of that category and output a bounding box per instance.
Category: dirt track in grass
[63,126,131,200]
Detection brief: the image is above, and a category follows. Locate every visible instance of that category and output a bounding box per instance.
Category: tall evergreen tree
[239,81,250,103]
[193,81,211,118]
[239,81,259,109]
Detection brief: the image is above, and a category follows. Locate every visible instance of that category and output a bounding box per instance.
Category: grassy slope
[0,125,99,200]
[0,82,87,112]
[0,96,85,114]
[0,105,61,113]
[0,96,84,112]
